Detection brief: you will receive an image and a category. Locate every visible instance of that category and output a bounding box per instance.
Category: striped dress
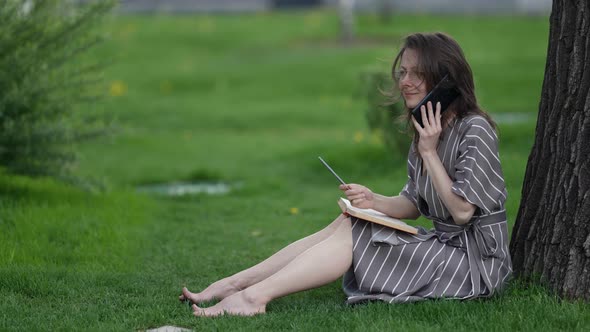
[342,115,512,304]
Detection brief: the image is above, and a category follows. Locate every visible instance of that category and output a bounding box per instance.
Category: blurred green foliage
[362,69,411,157]
[0,0,115,177]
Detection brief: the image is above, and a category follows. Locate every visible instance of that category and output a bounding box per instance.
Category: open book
[338,198,418,234]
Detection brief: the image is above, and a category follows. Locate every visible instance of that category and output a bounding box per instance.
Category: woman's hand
[339,183,375,209]
[411,101,442,156]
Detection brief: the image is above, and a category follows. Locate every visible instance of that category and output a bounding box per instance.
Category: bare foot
[179,278,240,304]
[192,290,267,317]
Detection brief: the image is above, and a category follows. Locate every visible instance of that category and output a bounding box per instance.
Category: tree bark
[510,0,590,300]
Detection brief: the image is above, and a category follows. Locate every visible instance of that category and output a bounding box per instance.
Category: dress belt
[432,210,508,296]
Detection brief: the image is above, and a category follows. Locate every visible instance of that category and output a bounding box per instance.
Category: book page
[339,198,418,234]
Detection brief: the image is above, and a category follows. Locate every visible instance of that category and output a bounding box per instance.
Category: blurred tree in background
[339,0,355,44]
[362,70,410,158]
[0,0,115,177]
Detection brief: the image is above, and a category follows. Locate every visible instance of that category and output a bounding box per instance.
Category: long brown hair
[389,32,497,144]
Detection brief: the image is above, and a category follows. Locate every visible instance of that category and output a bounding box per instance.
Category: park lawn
[1,10,589,331]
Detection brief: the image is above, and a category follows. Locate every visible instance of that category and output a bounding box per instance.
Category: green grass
[1,10,588,331]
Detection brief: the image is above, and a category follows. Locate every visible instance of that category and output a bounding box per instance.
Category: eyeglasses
[393,69,425,83]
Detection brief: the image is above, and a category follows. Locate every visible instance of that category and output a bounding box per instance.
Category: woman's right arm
[340,184,421,220]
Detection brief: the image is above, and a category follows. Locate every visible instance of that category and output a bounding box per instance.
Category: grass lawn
[1,10,589,331]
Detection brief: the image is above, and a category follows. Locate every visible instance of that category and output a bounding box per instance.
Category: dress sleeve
[400,145,418,208]
[451,117,507,215]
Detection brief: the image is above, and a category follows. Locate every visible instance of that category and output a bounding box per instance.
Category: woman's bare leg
[180,214,348,303]
[192,217,353,316]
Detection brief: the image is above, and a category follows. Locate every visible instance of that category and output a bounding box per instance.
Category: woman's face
[398,48,427,109]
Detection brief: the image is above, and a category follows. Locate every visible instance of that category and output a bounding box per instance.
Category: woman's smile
[402,91,424,108]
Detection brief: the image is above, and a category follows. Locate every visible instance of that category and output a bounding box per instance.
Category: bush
[361,69,411,158]
[0,0,115,177]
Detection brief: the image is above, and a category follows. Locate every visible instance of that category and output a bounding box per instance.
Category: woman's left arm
[412,102,476,225]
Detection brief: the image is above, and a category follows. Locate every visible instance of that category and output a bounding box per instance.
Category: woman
[179,32,512,316]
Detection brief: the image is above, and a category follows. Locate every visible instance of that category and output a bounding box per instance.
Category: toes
[192,304,203,315]
[182,287,195,300]
[192,304,208,317]
[192,304,223,317]
[179,287,191,302]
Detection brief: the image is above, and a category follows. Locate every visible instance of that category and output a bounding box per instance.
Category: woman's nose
[400,75,412,88]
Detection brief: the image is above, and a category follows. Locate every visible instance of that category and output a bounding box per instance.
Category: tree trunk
[510,0,590,300]
[339,0,355,44]
[376,0,393,24]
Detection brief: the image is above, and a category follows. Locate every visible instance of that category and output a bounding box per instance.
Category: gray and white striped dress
[342,115,512,304]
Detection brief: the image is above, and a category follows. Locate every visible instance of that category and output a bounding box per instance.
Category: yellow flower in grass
[353,131,364,143]
[319,95,331,105]
[118,23,137,40]
[341,97,352,109]
[109,80,127,97]
[290,207,300,215]
[180,59,195,72]
[304,11,323,30]
[197,17,215,33]
[160,80,173,94]
[371,129,384,145]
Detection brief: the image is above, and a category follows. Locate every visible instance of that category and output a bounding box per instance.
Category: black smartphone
[411,74,460,127]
